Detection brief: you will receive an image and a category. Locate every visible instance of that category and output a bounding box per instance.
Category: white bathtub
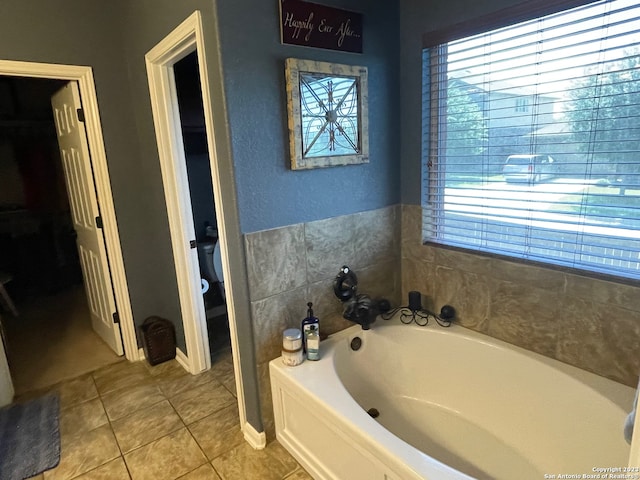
[270,317,635,480]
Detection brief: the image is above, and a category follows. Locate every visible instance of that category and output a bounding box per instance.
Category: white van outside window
[502,154,557,184]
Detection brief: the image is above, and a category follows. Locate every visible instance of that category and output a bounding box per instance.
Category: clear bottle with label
[301,302,320,353]
[305,324,320,361]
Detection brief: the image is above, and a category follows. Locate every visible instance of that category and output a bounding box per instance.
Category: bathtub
[270,316,635,480]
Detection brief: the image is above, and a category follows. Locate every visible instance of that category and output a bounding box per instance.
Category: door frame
[145,11,264,448]
[145,12,212,375]
[0,59,137,361]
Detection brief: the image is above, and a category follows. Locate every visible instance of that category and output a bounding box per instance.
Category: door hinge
[112,312,120,324]
[189,239,197,249]
[96,216,103,229]
[77,108,85,122]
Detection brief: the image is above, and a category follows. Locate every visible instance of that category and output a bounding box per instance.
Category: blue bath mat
[0,393,61,480]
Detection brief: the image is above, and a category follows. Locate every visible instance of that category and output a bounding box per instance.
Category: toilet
[197,239,225,300]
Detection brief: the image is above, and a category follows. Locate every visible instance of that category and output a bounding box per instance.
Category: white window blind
[423,0,640,280]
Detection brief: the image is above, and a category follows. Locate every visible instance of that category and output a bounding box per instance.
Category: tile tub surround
[401,204,640,387]
[244,206,401,438]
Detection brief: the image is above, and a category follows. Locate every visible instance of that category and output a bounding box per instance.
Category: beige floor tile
[59,397,108,437]
[188,404,244,459]
[221,376,237,397]
[124,428,208,480]
[111,399,184,453]
[169,380,236,425]
[92,361,153,395]
[24,474,44,480]
[284,469,314,480]
[101,382,165,421]
[266,441,301,474]
[144,358,186,378]
[72,457,131,479]
[43,424,120,480]
[176,463,221,480]
[55,375,99,410]
[209,355,237,398]
[156,369,217,399]
[211,441,298,480]
[4,286,121,395]
[208,353,235,382]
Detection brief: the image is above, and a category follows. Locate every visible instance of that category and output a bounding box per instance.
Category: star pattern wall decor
[285,58,369,169]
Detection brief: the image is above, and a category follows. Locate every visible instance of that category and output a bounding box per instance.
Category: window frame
[421,0,640,285]
[422,0,602,49]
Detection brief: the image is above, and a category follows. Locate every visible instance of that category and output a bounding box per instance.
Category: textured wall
[401,205,640,387]
[244,206,401,438]
[0,0,151,326]
[216,0,401,233]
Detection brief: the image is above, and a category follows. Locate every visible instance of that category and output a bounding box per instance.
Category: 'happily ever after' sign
[279,0,363,53]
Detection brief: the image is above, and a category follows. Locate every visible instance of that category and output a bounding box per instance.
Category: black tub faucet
[333,266,390,330]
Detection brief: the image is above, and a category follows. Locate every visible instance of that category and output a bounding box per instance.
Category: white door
[51,83,124,356]
[0,326,13,407]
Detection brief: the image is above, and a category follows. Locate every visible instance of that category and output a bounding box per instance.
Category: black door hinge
[189,239,197,249]
[96,216,103,229]
[113,312,120,324]
[77,108,85,122]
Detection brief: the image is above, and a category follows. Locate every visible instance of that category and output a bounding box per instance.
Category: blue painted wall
[216,0,400,234]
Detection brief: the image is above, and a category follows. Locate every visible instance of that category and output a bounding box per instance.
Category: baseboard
[175,348,189,372]
[243,421,266,450]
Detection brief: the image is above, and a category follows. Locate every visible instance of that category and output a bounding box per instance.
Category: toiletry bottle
[301,302,320,353]
[306,324,320,361]
[282,328,304,366]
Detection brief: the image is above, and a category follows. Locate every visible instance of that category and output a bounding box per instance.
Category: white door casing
[0,59,135,403]
[146,28,210,374]
[51,83,123,355]
[0,60,134,362]
[146,11,265,449]
[0,328,13,407]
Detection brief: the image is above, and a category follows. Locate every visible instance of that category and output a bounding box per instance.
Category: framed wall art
[285,58,369,170]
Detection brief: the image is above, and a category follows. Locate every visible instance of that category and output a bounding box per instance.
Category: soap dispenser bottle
[306,324,320,361]
[301,302,320,353]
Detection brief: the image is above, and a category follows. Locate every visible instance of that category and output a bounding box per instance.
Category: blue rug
[0,393,60,480]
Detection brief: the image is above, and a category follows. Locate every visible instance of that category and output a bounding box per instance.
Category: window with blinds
[423,0,640,280]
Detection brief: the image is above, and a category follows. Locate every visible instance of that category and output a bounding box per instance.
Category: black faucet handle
[334,266,358,302]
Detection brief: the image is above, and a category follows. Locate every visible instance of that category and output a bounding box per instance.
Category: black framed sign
[279,0,363,53]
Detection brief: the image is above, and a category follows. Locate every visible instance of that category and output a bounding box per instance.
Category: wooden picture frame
[285,58,369,170]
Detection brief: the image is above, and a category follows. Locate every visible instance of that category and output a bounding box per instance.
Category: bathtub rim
[334,320,634,413]
[270,318,636,478]
[270,324,472,479]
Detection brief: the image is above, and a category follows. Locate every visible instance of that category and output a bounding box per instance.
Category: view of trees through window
[426,0,640,279]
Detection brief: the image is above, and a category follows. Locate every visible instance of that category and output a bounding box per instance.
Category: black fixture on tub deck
[381,290,456,327]
[333,266,391,330]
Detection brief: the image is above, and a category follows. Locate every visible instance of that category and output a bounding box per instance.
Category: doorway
[0,60,136,401]
[145,11,265,448]
[0,76,122,394]
[173,52,231,358]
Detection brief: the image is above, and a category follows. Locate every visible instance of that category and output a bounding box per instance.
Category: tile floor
[3,285,122,395]
[20,349,312,480]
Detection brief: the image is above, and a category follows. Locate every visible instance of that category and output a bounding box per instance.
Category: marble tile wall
[401,204,640,387]
[244,206,401,438]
